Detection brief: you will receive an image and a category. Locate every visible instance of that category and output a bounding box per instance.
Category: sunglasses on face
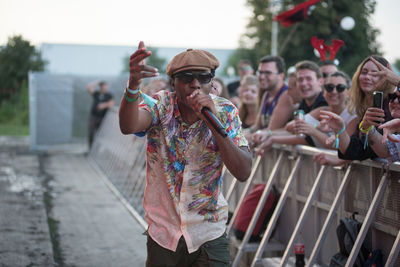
[324,83,347,93]
[174,72,213,84]
[388,93,400,103]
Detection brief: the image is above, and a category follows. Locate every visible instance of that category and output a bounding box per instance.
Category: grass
[0,124,29,135]
[0,81,29,136]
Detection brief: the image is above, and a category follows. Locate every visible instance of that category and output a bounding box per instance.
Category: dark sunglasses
[324,83,347,93]
[174,72,213,84]
[388,93,400,103]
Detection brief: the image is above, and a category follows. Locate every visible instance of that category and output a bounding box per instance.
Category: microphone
[201,107,228,137]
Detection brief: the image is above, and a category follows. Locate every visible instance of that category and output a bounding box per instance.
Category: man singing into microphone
[119,42,252,267]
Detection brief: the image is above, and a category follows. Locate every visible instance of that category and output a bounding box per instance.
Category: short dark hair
[320,61,337,67]
[259,55,286,74]
[99,81,107,87]
[295,60,322,78]
[327,71,351,88]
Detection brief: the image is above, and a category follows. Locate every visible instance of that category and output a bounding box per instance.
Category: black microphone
[201,107,228,137]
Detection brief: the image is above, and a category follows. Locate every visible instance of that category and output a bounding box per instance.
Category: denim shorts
[145,232,230,267]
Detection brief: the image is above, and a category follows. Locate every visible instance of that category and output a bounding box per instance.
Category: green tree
[122,46,167,74]
[0,35,46,102]
[229,0,380,76]
[394,59,400,71]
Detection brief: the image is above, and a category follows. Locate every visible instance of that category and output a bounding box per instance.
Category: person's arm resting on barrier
[119,42,159,134]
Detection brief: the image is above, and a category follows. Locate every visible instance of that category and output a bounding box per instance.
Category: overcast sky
[1,0,399,62]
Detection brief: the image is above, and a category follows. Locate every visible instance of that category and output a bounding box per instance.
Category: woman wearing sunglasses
[316,56,395,163]
[255,71,356,155]
[294,71,357,148]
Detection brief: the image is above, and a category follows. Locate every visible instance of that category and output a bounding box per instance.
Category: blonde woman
[316,55,395,162]
[238,75,259,129]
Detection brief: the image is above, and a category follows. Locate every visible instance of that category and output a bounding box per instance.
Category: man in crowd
[296,60,328,113]
[86,80,114,148]
[320,61,338,82]
[119,41,252,267]
[254,55,288,129]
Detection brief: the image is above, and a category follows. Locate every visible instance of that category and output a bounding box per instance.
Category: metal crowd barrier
[89,108,400,266]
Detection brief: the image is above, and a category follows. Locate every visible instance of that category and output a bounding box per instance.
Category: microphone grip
[201,107,228,138]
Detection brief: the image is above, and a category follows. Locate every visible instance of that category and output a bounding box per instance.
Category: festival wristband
[127,87,140,95]
[333,125,346,149]
[358,121,375,149]
[359,121,374,134]
[124,92,139,103]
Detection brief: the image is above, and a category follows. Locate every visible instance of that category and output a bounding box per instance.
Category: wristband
[333,125,346,149]
[359,121,374,133]
[124,92,139,103]
[125,87,158,107]
[358,122,375,149]
[127,87,140,95]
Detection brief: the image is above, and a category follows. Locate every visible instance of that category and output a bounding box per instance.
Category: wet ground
[0,137,146,267]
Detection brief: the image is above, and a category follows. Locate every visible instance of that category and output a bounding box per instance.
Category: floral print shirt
[139,90,248,253]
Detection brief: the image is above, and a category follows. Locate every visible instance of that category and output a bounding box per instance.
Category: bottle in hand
[294,109,306,138]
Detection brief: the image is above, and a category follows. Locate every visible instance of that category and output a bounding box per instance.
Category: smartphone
[373,91,383,109]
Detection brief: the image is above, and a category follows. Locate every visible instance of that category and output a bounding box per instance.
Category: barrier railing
[89,108,400,266]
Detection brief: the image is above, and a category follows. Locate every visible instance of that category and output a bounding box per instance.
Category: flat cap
[166,48,219,76]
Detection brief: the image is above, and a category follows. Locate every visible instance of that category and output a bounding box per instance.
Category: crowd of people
[213,54,400,167]
[118,41,400,266]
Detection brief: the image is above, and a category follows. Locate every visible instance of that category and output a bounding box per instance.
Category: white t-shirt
[304,108,356,148]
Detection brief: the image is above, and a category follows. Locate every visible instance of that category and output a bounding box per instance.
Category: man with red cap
[119,42,252,266]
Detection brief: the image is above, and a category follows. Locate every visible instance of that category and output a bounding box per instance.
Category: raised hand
[369,57,400,89]
[379,118,400,143]
[361,107,385,129]
[319,110,345,133]
[128,41,159,90]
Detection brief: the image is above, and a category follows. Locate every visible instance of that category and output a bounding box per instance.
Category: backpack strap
[340,215,368,264]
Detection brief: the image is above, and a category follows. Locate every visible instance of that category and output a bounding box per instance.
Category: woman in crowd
[238,75,259,129]
[255,71,356,155]
[318,57,400,163]
[211,77,230,99]
[313,55,395,164]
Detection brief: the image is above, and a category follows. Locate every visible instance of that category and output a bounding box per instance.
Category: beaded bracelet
[333,125,346,149]
[124,92,139,103]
